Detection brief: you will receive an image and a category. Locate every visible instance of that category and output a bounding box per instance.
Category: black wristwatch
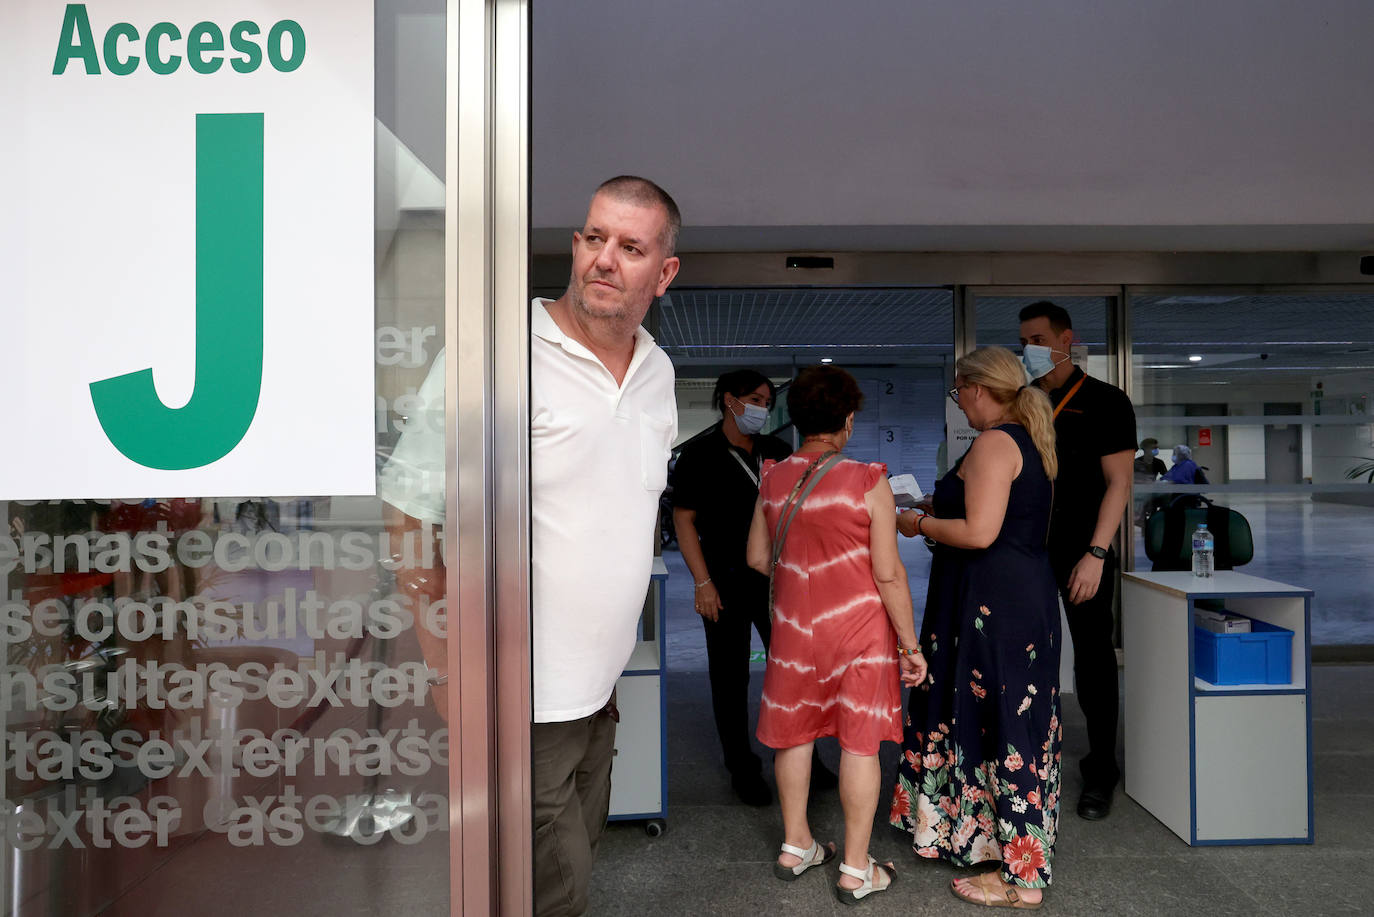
[1087,545,1108,560]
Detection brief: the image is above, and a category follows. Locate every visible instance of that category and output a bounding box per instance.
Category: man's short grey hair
[595,175,681,256]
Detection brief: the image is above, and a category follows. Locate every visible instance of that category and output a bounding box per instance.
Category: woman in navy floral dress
[889,346,1062,908]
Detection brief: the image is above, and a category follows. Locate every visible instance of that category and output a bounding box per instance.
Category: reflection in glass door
[3,3,455,914]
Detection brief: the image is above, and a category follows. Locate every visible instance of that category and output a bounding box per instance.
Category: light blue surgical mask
[1150,448,1159,456]
[1021,344,1068,381]
[731,400,769,435]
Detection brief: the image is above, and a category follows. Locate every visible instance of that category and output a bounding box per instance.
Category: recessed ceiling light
[1155,295,1244,306]
[820,357,833,364]
[1188,355,1203,362]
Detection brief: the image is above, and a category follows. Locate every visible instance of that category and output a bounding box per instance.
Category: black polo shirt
[1046,366,1137,555]
[1134,455,1166,480]
[671,423,792,581]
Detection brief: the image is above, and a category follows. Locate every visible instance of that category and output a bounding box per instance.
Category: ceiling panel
[1132,293,1374,348]
[658,288,952,364]
[655,289,1374,382]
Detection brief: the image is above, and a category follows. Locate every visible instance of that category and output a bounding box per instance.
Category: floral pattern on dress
[891,705,1062,888]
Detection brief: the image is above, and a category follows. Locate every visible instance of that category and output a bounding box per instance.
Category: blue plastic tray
[1194,619,1293,685]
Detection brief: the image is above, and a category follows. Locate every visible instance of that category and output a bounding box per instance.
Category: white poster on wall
[945,399,978,467]
[1,1,375,498]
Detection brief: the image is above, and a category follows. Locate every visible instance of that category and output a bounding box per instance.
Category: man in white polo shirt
[529,176,679,916]
[380,176,680,916]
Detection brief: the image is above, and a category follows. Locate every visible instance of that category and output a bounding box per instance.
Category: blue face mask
[1021,344,1068,381]
[731,400,769,435]
[1150,448,1159,456]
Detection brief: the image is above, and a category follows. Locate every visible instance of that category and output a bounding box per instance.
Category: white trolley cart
[608,557,669,836]
[1122,570,1313,845]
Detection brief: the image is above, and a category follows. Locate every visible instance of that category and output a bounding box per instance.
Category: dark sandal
[773,839,837,880]
[834,856,896,905]
[950,871,1043,909]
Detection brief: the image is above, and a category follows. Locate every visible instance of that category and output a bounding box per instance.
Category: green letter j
[91,113,264,470]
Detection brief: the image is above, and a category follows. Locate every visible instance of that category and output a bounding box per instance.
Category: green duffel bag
[1144,495,1254,572]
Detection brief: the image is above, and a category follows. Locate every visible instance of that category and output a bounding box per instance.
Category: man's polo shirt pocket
[639,413,673,491]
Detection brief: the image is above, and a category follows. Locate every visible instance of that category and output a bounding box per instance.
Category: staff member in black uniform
[1134,438,1166,483]
[672,369,793,806]
[1019,301,1137,821]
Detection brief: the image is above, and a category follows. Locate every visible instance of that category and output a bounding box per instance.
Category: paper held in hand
[888,473,924,509]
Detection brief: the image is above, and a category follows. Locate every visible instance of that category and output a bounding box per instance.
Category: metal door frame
[446,1,531,913]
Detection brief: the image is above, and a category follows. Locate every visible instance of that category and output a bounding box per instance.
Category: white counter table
[608,557,669,836]
[1122,570,1313,845]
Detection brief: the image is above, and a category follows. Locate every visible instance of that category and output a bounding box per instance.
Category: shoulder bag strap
[767,451,842,620]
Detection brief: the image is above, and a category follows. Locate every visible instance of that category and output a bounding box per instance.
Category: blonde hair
[955,346,1058,480]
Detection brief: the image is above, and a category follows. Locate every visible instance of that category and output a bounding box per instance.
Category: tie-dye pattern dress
[755,454,901,756]
[889,423,1063,889]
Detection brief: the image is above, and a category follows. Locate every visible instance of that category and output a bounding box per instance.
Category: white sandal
[834,855,897,905]
[773,838,837,881]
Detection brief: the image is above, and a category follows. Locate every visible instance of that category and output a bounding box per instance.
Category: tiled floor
[590,546,1374,916]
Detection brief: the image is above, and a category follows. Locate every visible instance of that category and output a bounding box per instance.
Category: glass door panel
[1130,290,1374,645]
[3,2,452,913]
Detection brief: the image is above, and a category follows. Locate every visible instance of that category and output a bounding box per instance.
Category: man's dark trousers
[701,569,771,776]
[1050,546,1121,793]
[532,705,617,917]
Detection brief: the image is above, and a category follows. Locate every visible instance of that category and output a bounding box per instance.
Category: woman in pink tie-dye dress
[756,454,903,754]
[746,365,926,903]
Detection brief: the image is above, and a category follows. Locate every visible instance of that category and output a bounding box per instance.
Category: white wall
[532,0,1374,251]
[1311,370,1374,484]
[376,0,445,177]
[1228,424,1267,481]
[674,379,721,446]
[1134,370,1374,484]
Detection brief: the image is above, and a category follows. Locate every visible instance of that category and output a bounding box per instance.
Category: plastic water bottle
[1192,523,1214,577]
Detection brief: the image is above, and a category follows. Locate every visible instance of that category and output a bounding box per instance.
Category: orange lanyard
[1051,375,1087,421]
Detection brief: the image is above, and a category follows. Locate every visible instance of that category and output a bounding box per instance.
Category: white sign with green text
[1,1,375,498]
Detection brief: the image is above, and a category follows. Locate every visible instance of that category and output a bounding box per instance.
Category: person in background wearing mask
[1134,438,1166,483]
[1162,443,1208,484]
[1133,438,1167,526]
[1018,301,1137,821]
[674,369,837,805]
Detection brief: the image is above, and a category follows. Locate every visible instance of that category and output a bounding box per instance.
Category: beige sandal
[950,871,1043,909]
[834,856,896,905]
[773,839,836,881]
